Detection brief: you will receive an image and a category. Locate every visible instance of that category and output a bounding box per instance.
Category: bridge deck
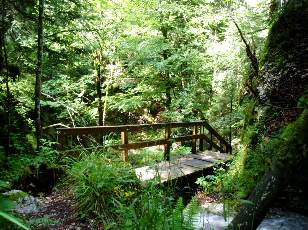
[135,151,230,183]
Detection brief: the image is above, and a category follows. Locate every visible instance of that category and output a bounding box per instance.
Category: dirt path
[25,190,94,229]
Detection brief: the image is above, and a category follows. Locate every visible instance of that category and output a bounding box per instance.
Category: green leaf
[239,199,254,206]
[0,211,29,230]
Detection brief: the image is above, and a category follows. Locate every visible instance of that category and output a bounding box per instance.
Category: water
[192,202,234,230]
[257,209,308,230]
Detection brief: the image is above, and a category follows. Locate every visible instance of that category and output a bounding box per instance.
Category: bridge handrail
[57,120,232,161]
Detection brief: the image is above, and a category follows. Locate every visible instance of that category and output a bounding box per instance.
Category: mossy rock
[2,190,28,203]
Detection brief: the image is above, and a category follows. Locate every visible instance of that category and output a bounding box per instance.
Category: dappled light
[1,0,308,229]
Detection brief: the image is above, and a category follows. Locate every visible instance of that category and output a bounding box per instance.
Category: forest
[0,0,308,229]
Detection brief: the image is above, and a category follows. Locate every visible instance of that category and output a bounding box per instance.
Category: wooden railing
[57,120,231,162]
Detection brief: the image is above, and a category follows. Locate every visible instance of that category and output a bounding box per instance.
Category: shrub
[68,153,141,225]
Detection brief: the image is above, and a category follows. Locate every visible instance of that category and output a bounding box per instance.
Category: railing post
[164,126,171,161]
[57,131,66,151]
[192,126,197,154]
[199,125,204,152]
[121,130,129,162]
[219,141,227,153]
[209,132,213,150]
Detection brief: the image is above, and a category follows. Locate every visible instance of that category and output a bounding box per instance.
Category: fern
[171,197,185,230]
[185,196,200,226]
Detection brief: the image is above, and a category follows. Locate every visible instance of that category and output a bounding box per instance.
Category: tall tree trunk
[35,0,44,151]
[1,0,10,158]
[102,81,109,126]
[161,40,171,109]
[165,82,171,109]
[96,62,103,126]
[159,6,172,109]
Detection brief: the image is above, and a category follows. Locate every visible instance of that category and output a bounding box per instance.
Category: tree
[34,0,44,151]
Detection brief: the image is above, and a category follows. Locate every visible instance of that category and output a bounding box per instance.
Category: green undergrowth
[129,145,191,167]
[197,108,308,207]
[67,152,199,229]
[0,181,29,230]
[68,153,141,224]
[0,140,62,185]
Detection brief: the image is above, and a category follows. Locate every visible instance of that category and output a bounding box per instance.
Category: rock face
[14,194,43,215]
[257,211,308,230]
[2,189,43,214]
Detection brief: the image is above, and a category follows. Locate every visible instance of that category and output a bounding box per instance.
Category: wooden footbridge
[57,121,231,183]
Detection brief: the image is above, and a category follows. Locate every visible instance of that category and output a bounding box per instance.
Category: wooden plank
[119,139,167,150]
[57,121,207,136]
[189,152,230,162]
[135,150,229,183]
[57,132,66,151]
[135,161,176,182]
[203,135,225,153]
[177,158,213,169]
[57,120,231,154]
[202,121,231,148]
[173,134,204,142]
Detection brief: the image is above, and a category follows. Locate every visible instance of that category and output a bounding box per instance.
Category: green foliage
[129,148,164,167]
[68,153,141,224]
[68,152,200,229]
[129,145,191,167]
[0,181,29,230]
[118,182,198,230]
[0,211,29,230]
[2,191,27,203]
[27,216,59,229]
[196,175,217,194]
[199,110,308,206]
[270,110,308,164]
[298,94,308,109]
[1,140,60,183]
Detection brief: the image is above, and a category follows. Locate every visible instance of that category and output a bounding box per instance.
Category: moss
[273,110,308,164]
[3,190,28,203]
[264,0,308,70]
[215,110,308,204]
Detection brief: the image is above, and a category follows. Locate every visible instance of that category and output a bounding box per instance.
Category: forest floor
[25,190,95,230]
[24,189,223,230]
[22,187,218,229]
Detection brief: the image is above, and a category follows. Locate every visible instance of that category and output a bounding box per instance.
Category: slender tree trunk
[96,63,103,126]
[102,82,109,126]
[1,0,10,158]
[4,34,10,156]
[165,82,171,108]
[35,0,44,151]
[161,39,171,109]
[159,7,172,109]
